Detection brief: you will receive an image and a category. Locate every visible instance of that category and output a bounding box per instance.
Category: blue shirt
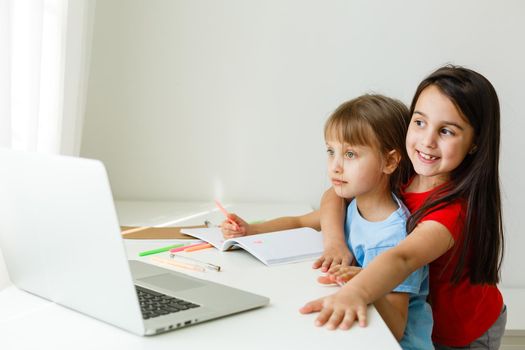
[345,195,433,350]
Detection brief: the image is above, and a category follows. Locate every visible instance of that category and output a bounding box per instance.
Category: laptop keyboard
[135,285,200,319]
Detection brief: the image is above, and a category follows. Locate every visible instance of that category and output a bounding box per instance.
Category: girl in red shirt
[301,65,505,349]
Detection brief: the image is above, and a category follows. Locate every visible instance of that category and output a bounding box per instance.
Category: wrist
[324,236,348,247]
[342,282,371,304]
[247,224,258,235]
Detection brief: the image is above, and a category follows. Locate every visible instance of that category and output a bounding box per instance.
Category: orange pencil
[184,243,213,252]
[150,256,206,272]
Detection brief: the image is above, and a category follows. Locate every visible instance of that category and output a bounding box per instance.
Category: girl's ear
[383,150,401,175]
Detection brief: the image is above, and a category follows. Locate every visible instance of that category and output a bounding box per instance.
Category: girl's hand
[299,284,368,330]
[220,213,250,238]
[317,265,362,285]
[312,244,354,272]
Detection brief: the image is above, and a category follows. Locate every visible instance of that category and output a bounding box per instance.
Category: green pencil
[139,244,184,257]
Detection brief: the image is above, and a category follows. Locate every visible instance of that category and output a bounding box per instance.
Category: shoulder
[420,199,465,241]
[392,193,410,221]
[344,198,359,221]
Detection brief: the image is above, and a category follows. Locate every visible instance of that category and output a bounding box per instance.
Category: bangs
[324,112,378,148]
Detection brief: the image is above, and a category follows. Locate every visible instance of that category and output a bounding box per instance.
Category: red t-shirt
[402,185,503,346]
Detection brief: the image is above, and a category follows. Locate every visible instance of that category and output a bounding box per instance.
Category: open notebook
[180,227,323,266]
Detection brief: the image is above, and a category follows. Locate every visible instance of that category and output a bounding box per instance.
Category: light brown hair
[324,94,411,194]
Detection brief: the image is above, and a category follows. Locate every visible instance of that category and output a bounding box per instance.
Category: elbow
[384,304,408,342]
[393,327,405,342]
[379,310,407,342]
[392,313,408,342]
[311,219,322,231]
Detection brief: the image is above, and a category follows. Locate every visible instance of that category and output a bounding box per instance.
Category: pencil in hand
[214,199,240,231]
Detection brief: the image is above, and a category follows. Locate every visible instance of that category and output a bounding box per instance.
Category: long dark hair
[406,65,504,285]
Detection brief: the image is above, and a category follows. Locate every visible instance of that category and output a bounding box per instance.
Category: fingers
[339,309,358,330]
[318,268,351,285]
[313,250,355,271]
[317,275,337,285]
[220,220,244,238]
[314,299,346,330]
[327,264,342,274]
[299,299,323,314]
[327,265,348,284]
[220,212,252,237]
[314,304,365,330]
[227,213,239,220]
[312,257,324,269]
[314,303,334,326]
[226,214,241,231]
[320,257,334,272]
[328,266,362,283]
[335,276,348,285]
[356,306,367,327]
[300,296,368,332]
[313,256,339,271]
[322,309,346,330]
[323,256,352,272]
[227,213,248,228]
[318,264,363,286]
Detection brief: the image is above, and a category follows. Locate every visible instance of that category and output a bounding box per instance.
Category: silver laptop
[0,149,269,336]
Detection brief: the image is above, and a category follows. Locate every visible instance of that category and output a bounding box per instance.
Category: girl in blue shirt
[221,94,432,350]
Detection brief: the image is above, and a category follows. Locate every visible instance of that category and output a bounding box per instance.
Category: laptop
[0,149,269,336]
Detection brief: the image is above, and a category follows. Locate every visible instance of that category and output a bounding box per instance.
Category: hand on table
[299,283,368,330]
[317,265,362,285]
[312,245,354,272]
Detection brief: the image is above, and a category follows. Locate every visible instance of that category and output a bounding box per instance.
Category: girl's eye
[345,151,355,159]
[326,149,334,156]
[440,128,455,136]
[415,120,424,127]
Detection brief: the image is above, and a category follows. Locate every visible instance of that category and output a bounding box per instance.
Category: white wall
[81,0,525,287]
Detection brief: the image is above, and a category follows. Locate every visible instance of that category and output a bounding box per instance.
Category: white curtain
[0,0,96,289]
[0,0,95,153]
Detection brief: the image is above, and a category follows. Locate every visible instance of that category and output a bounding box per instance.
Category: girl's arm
[221,210,320,238]
[373,293,408,341]
[316,265,409,340]
[301,220,453,329]
[312,188,354,271]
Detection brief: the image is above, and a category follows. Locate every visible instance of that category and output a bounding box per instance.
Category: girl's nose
[331,157,343,173]
[421,129,437,149]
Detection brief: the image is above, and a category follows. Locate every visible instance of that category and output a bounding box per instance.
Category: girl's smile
[406,85,475,190]
[416,150,439,163]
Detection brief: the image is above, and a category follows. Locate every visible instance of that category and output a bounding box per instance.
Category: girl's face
[325,139,388,200]
[406,85,475,187]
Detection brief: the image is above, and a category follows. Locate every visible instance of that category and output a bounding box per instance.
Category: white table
[0,202,400,350]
